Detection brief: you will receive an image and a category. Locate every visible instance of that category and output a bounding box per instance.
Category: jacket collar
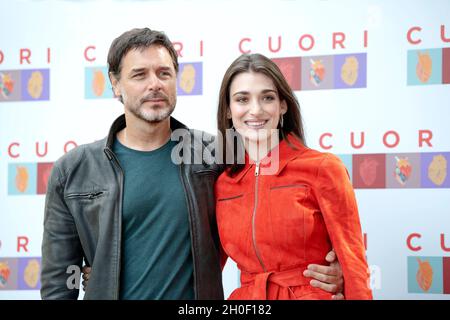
[104,114,189,150]
[227,133,308,183]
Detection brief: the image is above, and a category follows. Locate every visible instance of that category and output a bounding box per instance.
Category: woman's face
[228,71,287,144]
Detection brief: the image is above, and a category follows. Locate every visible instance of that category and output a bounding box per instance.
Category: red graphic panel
[444,257,450,294]
[37,162,54,195]
[443,48,450,84]
[352,154,386,188]
[272,57,301,91]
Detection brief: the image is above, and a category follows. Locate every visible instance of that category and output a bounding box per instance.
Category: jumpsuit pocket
[217,194,244,201]
[269,184,309,262]
[216,193,252,259]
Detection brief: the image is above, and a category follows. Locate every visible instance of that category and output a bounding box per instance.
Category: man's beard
[128,92,176,123]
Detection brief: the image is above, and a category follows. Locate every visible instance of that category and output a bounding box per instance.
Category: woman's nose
[248,99,263,116]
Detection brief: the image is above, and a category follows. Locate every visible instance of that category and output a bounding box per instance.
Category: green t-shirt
[113,137,194,300]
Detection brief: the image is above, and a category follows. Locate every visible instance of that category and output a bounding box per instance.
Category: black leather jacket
[41,114,224,300]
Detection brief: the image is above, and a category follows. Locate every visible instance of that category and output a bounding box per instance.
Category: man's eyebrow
[158,65,173,72]
[130,67,147,73]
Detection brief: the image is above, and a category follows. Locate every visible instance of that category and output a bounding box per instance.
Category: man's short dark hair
[107,27,179,79]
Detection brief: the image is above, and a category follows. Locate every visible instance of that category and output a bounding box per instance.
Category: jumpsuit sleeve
[315,154,373,300]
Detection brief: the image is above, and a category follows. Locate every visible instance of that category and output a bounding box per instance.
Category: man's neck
[117,113,171,152]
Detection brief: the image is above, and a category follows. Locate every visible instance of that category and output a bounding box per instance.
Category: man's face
[110,45,177,123]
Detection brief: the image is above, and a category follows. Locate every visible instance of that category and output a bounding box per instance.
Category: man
[41,28,344,300]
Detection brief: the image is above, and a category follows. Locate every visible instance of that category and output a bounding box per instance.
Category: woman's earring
[229,119,235,130]
[279,114,284,128]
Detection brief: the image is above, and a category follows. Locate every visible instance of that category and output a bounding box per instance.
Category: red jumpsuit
[215,135,372,300]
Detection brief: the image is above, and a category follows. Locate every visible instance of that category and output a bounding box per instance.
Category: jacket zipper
[179,163,198,299]
[252,162,267,272]
[66,191,104,199]
[105,148,124,300]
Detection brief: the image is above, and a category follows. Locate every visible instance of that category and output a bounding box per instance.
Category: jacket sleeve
[213,194,228,271]
[213,177,228,271]
[315,154,373,300]
[41,163,83,300]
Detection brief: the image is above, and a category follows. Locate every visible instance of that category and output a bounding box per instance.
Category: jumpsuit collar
[226,133,308,183]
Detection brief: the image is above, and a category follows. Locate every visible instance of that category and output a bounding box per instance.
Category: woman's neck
[245,131,280,163]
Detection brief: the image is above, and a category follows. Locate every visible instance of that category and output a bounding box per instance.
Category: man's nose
[146,73,162,91]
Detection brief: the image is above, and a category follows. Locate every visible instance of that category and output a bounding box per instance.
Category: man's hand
[81,266,91,291]
[302,250,345,300]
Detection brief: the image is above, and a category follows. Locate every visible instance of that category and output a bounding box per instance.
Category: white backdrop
[0,0,449,300]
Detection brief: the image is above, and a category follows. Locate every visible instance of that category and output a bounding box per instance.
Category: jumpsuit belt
[241,266,311,300]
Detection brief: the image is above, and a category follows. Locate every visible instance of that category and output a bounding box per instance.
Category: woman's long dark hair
[217,53,306,175]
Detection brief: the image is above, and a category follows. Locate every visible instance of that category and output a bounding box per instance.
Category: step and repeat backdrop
[0,0,449,299]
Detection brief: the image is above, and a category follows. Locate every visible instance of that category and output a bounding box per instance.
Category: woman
[216,53,372,300]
